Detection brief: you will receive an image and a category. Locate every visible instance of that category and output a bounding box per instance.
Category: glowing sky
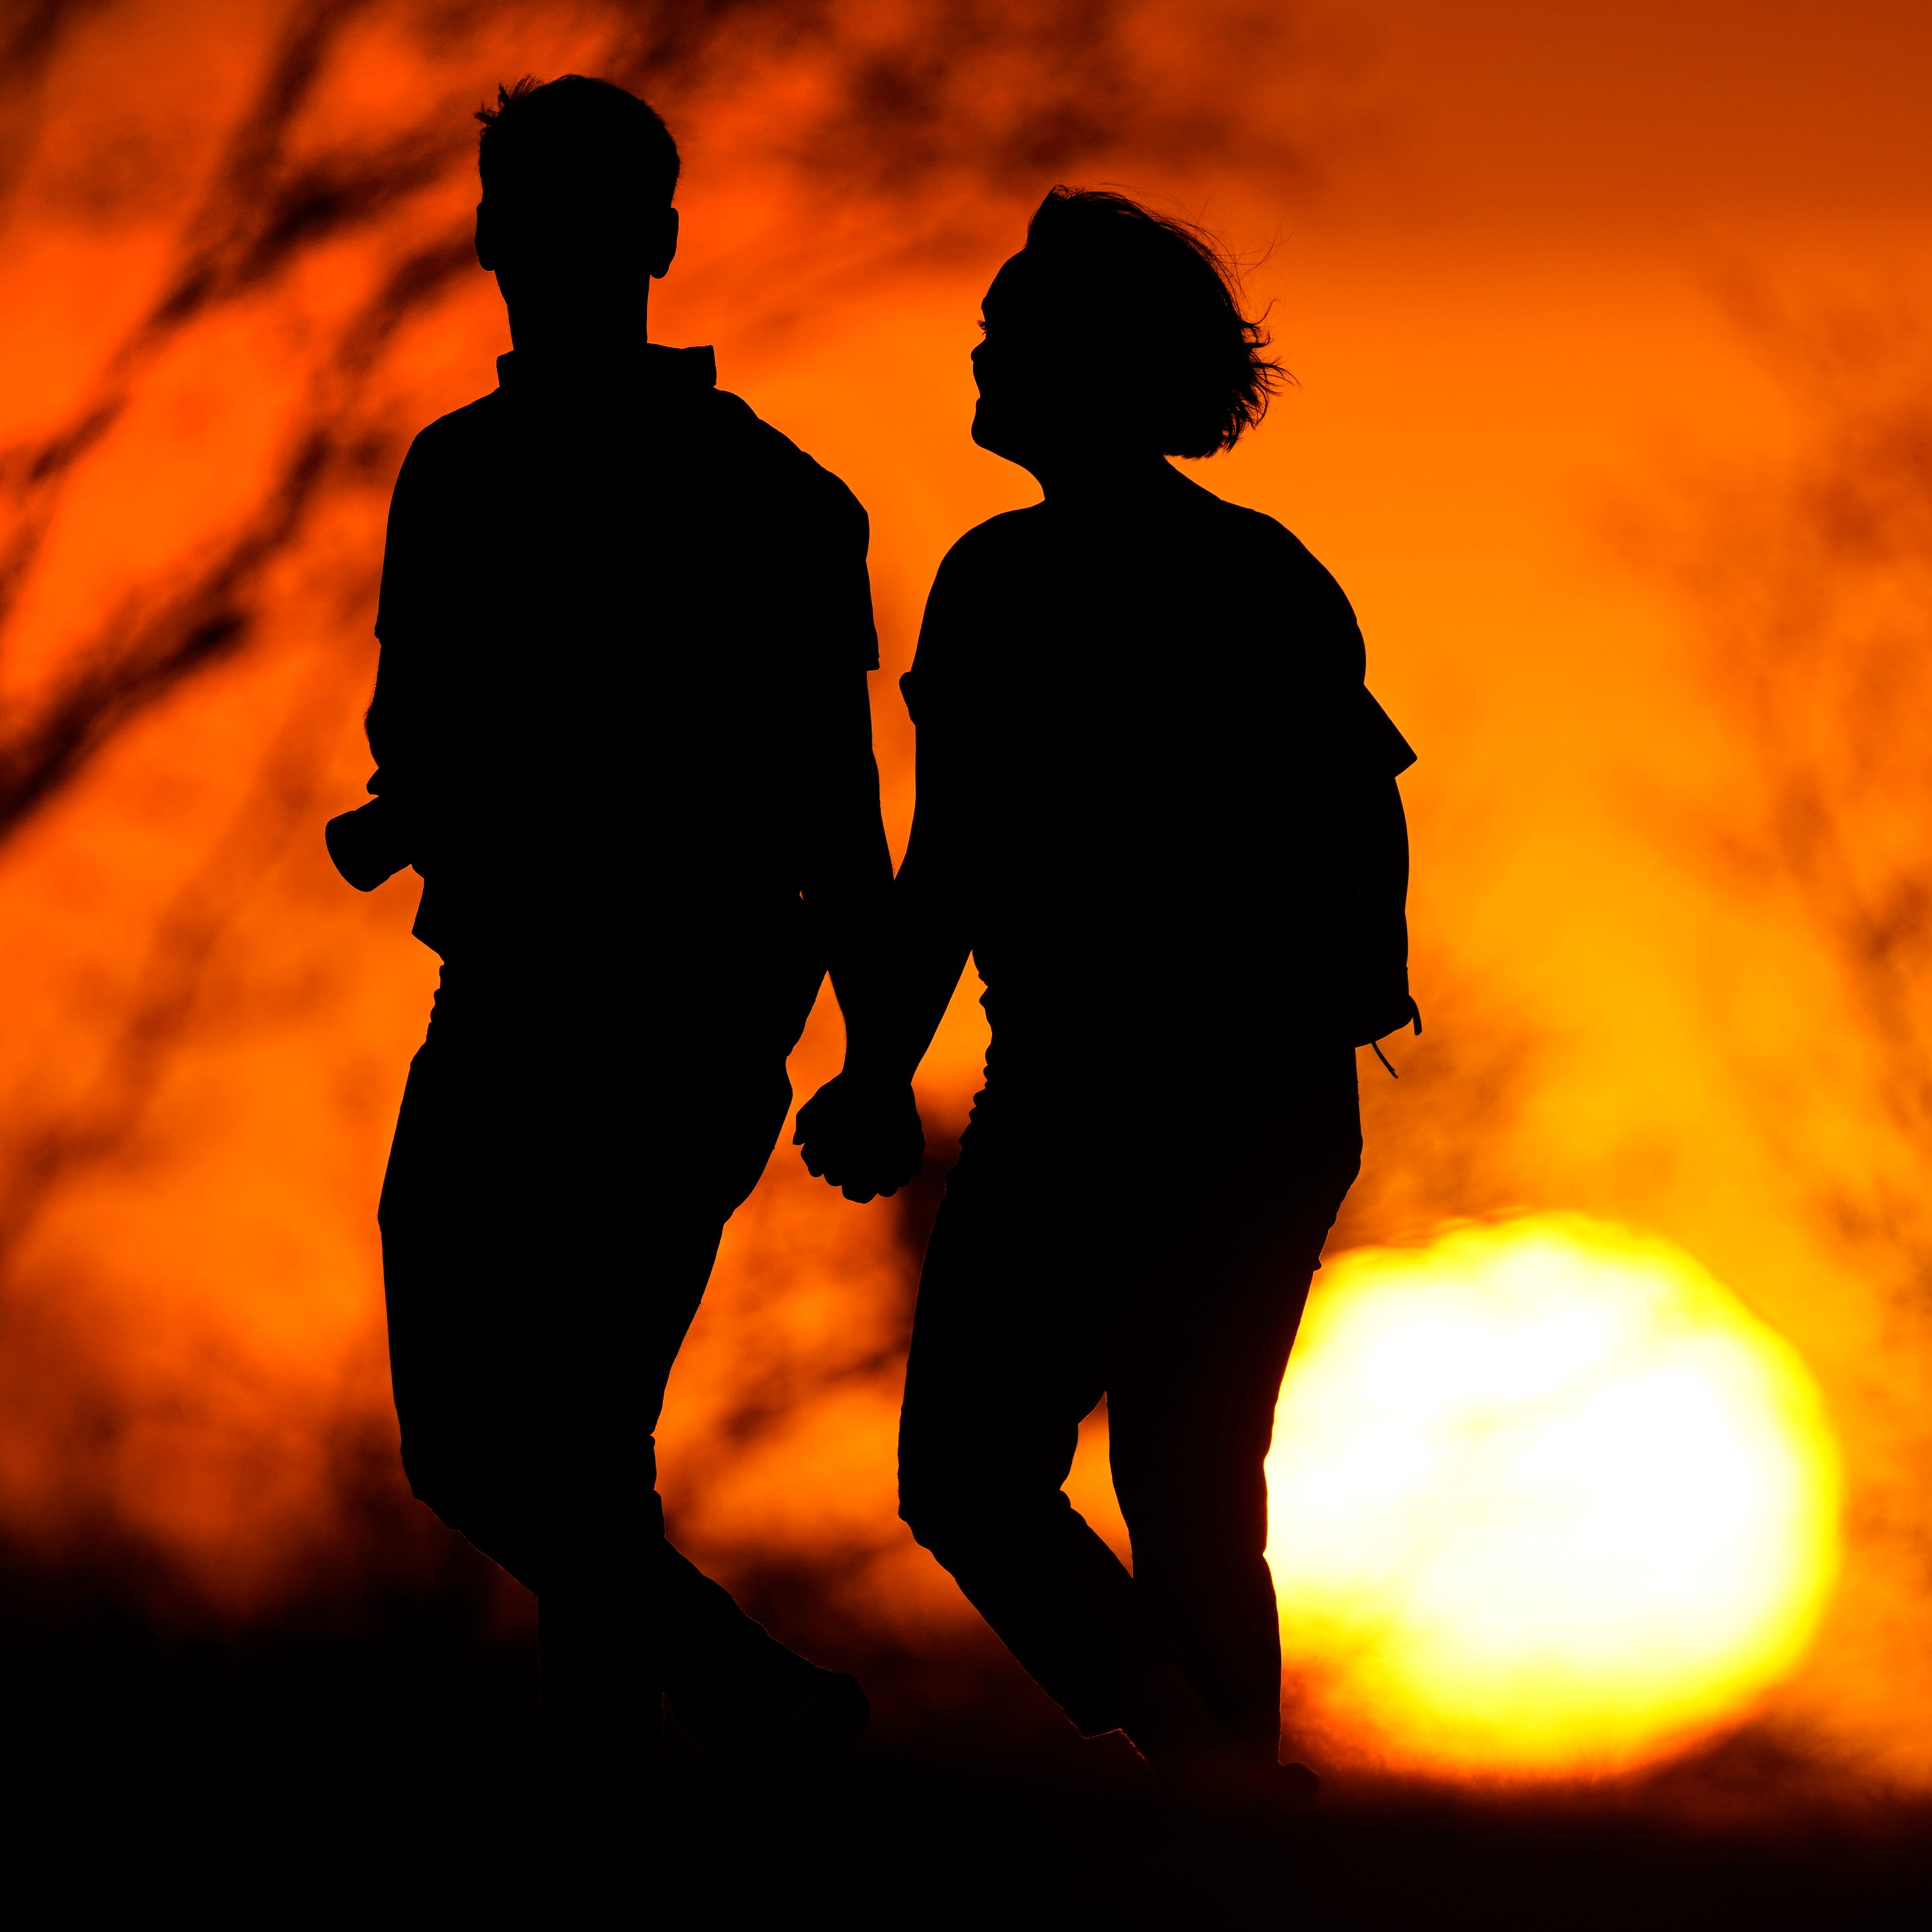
[1,0,1928,1789]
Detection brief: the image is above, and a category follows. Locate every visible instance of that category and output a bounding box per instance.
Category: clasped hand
[794,1071,924,1203]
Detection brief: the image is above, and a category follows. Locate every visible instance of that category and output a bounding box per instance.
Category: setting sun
[1266,1215,1842,1779]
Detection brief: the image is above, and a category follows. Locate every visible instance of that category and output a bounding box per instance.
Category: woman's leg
[897,1116,1159,1736]
[1106,1056,1362,1757]
[1106,1245,1319,1754]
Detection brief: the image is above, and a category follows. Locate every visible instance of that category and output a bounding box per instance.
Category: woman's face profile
[970,256,1041,466]
[971,252,1121,473]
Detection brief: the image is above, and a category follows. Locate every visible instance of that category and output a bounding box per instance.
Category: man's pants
[377,976,800,1728]
[898,1044,1361,1754]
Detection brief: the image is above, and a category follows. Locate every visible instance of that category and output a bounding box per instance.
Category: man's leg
[551,1212,861,1741]
[533,1203,723,1729]
[534,1054,867,1738]
[380,1026,552,1589]
[381,1014,856,1736]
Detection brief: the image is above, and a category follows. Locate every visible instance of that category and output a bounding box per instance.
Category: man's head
[474,76,681,347]
[971,187,1281,471]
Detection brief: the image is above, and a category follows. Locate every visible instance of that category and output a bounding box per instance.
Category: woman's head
[971,187,1283,471]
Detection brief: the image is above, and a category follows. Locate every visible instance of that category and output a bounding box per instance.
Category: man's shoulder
[396,392,504,480]
[412,391,504,450]
[706,389,867,534]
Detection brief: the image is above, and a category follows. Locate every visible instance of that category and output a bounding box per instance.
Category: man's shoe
[672,1663,870,1757]
[764,1666,871,1752]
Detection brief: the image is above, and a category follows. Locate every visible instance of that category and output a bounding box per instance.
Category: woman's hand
[795,1073,924,1203]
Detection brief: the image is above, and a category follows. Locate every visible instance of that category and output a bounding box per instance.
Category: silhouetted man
[799,188,1416,1802]
[327,75,885,1747]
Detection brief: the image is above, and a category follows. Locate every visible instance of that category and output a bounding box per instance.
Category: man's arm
[795,666,895,1047]
[327,436,438,892]
[324,792,413,891]
[794,530,992,1200]
[796,682,973,1201]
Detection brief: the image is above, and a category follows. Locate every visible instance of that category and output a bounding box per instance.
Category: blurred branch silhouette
[0,657,340,1253]
[0,0,472,843]
[0,0,1330,1598]
[1658,296,1932,1310]
[0,0,1317,848]
[0,0,1330,1235]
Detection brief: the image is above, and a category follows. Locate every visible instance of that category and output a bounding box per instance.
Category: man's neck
[507,320,648,374]
[500,276,652,377]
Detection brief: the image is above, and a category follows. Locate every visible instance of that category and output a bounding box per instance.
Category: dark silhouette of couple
[328,74,1416,1806]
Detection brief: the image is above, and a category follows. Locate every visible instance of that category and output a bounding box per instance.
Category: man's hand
[324,796,414,892]
[795,1073,924,1203]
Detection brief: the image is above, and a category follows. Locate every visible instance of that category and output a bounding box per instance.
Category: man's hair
[1022,187,1283,459]
[476,74,680,209]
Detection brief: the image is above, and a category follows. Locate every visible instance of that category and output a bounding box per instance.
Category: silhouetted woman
[799,187,1417,1798]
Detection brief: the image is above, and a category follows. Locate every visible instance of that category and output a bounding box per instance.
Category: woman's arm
[843,798,973,1087]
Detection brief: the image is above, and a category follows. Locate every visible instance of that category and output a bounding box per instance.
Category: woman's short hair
[1023,186,1283,459]
[476,75,680,211]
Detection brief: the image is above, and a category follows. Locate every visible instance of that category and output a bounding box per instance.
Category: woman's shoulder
[1200,492,1355,596]
[937,504,1051,573]
[906,510,1051,710]
[1188,489,1329,569]
[1186,490,1366,677]
[902,513,1044,658]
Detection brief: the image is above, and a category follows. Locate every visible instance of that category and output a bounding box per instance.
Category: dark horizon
[2,3,1932,1916]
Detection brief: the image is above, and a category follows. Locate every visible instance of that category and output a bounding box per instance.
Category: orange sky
[2,0,1930,1793]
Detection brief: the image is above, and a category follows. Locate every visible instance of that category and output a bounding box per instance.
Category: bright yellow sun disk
[1265,1214,1841,1779]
